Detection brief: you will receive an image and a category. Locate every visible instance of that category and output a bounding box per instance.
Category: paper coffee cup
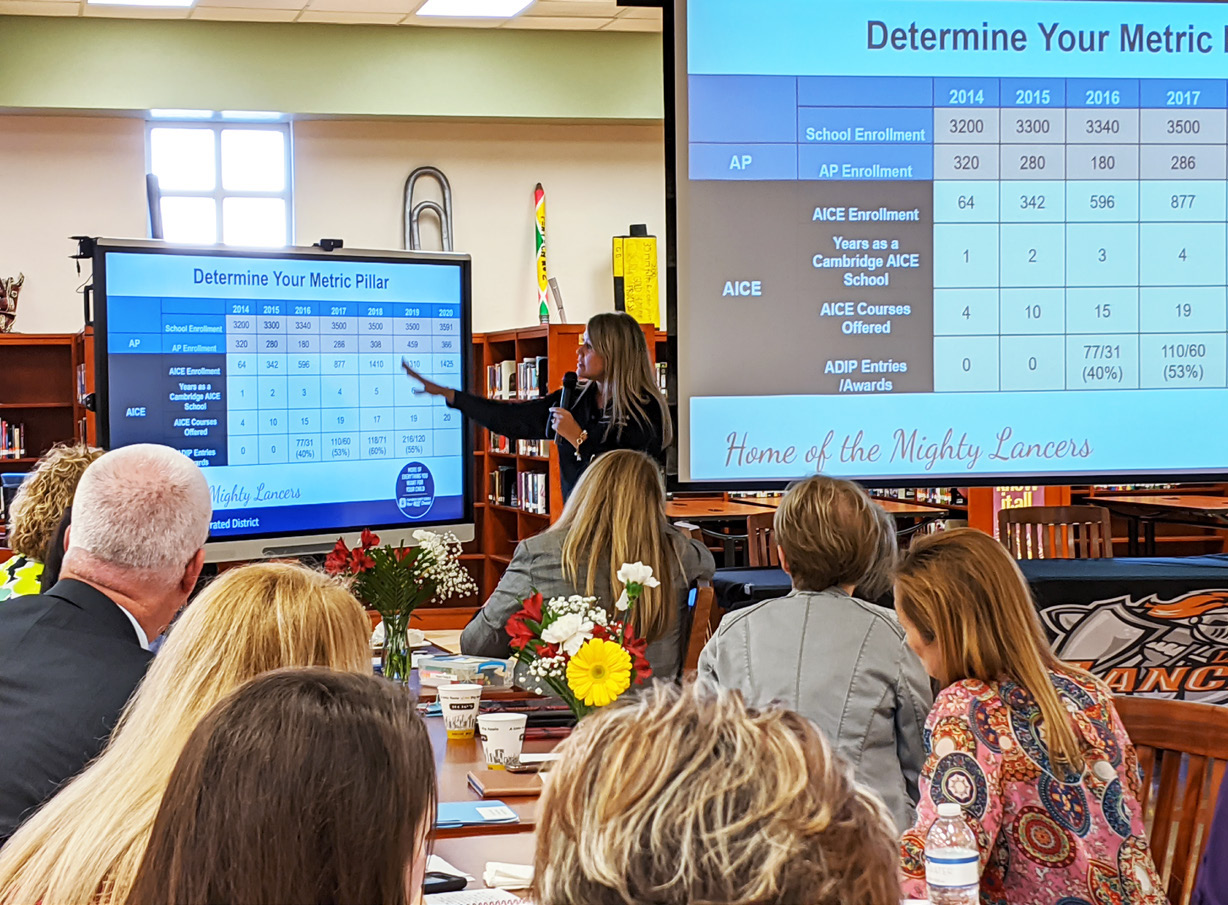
[478,713,527,769]
[437,683,483,739]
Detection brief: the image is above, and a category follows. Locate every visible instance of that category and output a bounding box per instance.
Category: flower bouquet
[506,562,658,718]
[325,528,477,682]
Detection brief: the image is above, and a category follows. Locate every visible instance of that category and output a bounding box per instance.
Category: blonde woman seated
[461,449,714,680]
[1,443,103,601]
[698,475,931,830]
[532,681,899,905]
[896,528,1164,903]
[0,562,372,905]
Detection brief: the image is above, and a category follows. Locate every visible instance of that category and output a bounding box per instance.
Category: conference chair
[682,582,722,675]
[998,505,1115,559]
[746,511,779,568]
[1115,696,1228,905]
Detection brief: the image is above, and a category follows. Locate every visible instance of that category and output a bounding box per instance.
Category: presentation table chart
[690,74,1228,395]
[108,296,464,468]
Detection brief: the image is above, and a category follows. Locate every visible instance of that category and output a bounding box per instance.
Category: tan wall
[0,116,148,335]
[0,115,666,336]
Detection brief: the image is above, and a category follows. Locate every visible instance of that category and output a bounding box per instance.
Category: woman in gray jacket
[461,450,714,680]
[698,475,932,831]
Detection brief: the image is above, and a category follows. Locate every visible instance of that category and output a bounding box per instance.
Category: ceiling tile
[296,8,402,20]
[307,0,413,13]
[504,14,607,28]
[0,0,78,14]
[190,6,299,20]
[523,0,616,17]
[197,0,305,11]
[84,5,192,17]
[403,13,502,25]
[599,13,658,30]
[618,5,661,18]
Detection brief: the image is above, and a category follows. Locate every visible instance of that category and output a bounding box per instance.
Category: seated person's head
[7,442,103,562]
[127,669,435,905]
[774,475,880,593]
[62,443,212,636]
[532,681,899,905]
[894,526,1092,771]
[853,502,899,603]
[0,562,373,905]
[893,526,1055,686]
[554,449,675,641]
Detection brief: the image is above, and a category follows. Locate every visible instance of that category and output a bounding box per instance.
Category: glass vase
[380,611,413,684]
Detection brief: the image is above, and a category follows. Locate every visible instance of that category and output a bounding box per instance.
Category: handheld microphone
[546,371,579,440]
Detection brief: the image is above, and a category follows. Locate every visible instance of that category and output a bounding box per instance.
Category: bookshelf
[0,333,93,554]
[468,322,660,598]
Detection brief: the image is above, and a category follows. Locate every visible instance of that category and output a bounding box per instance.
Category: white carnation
[617,561,660,588]
[613,590,631,612]
[541,612,595,656]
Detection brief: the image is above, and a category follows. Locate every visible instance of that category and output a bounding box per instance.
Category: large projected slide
[675,0,1228,484]
[98,245,469,543]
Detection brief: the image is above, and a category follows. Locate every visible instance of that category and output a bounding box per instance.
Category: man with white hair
[0,444,211,844]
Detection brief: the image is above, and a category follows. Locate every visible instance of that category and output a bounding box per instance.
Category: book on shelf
[489,466,518,508]
[517,439,547,457]
[517,471,548,515]
[656,361,668,392]
[76,362,87,403]
[486,357,548,402]
[489,434,513,454]
[0,419,26,459]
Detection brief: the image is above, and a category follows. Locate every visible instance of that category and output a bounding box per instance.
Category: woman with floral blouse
[895,528,1165,905]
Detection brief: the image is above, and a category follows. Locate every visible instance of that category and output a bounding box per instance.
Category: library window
[147,121,292,247]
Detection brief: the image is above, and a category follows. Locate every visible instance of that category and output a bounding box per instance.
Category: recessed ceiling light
[89,0,195,7]
[149,109,214,118]
[416,0,533,17]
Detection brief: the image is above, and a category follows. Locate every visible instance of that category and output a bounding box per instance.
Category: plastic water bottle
[925,802,979,905]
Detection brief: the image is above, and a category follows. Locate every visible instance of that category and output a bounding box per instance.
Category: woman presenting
[403,311,670,501]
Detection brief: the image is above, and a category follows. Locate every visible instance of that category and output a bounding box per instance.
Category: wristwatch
[574,429,588,459]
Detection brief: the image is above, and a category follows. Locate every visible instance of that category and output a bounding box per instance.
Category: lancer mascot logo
[1041,590,1228,704]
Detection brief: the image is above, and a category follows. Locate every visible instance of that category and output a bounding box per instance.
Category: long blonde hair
[552,450,677,642]
[0,562,372,905]
[894,528,1096,773]
[586,312,672,447]
[8,443,104,560]
[533,681,899,905]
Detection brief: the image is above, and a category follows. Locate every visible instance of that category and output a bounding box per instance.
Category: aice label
[926,849,979,887]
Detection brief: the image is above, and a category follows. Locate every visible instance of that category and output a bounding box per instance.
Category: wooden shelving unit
[0,332,93,555]
[468,322,660,599]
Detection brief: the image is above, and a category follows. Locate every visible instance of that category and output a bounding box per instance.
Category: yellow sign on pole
[612,230,659,327]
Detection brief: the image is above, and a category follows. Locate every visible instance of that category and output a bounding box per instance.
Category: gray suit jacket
[698,588,932,830]
[461,527,715,680]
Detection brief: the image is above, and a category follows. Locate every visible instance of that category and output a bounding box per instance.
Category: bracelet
[574,429,588,460]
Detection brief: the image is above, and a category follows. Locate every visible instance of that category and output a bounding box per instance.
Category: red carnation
[324,538,350,575]
[360,528,380,549]
[623,628,652,683]
[505,592,545,652]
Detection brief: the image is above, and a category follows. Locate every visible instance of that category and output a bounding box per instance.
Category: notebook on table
[436,800,520,829]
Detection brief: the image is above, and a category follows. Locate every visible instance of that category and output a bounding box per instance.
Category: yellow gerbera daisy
[566,638,632,708]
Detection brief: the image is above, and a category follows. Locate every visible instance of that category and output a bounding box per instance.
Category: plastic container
[418,654,513,688]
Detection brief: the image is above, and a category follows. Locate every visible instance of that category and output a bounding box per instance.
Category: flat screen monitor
[670,0,1228,487]
[94,239,473,561]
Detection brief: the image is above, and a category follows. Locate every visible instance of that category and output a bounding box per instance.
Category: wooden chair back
[682,582,723,674]
[998,505,1114,559]
[1115,695,1228,904]
[673,521,703,542]
[746,511,779,567]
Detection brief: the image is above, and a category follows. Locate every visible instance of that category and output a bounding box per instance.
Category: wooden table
[1090,494,1228,556]
[432,833,536,895]
[665,498,783,521]
[428,716,559,839]
[736,495,949,518]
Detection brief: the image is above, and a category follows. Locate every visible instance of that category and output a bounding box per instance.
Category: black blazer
[449,383,667,500]
[0,579,152,844]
